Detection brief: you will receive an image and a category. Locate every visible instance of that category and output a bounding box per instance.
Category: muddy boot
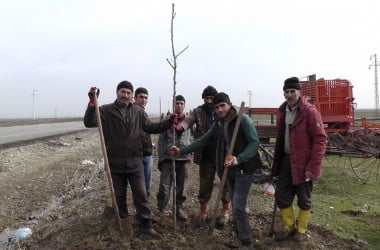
[225,238,240,248]
[275,206,296,241]
[216,202,230,227]
[293,209,310,242]
[225,227,240,248]
[176,208,188,221]
[196,203,209,225]
[140,219,159,237]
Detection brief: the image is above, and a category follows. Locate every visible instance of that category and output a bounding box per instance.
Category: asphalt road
[0,121,87,147]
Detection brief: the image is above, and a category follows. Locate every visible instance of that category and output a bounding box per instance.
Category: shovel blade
[102,206,133,241]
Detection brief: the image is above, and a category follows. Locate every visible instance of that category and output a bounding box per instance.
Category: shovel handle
[208,102,245,235]
[93,90,124,234]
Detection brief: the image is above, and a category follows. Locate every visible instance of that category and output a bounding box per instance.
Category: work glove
[88,87,100,105]
[224,155,238,168]
[170,114,179,124]
[169,146,180,157]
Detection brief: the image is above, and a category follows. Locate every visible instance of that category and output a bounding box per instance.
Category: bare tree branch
[166,58,174,69]
[175,45,190,59]
[166,2,189,235]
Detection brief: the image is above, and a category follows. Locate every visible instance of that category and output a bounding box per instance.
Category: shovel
[93,90,133,241]
[208,101,246,235]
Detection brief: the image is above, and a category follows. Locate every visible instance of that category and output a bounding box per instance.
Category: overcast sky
[1,0,379,118]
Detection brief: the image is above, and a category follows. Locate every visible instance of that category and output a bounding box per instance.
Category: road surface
[0,121,87,147]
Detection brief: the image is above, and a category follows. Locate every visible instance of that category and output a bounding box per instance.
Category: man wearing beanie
[170,92,260,249]
[134,87,154,198]
[177,85,231,226]
[84,81,172,236]
[271,77,327,241]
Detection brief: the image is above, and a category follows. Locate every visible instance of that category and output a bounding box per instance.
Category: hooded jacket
[271,96,327,185]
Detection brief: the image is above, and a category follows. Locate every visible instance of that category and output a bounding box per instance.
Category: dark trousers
[275,154,313,210]
[157,161,189,211]
[111,170,151,221]
[227,168,253,246]
[198,161,229,205]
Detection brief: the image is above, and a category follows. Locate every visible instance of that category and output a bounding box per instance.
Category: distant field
[354,109,380,119]
[0,109,378,128]
[0,118,82,127]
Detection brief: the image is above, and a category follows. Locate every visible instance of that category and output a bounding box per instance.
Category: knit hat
[135,87,148,97]
[213,92,231,106]
[202,85,218,98]
[117,81,134,92]
[283,77,300,91]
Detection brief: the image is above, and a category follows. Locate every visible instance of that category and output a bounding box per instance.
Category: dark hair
[175,95,186,103]
[283,77,300,91]
[202,85,218,98]
[135,87,148,97]
[117,81,133,92]
[213,92,231,106]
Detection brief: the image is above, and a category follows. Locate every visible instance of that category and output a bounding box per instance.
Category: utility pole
[369,54,379,117]
[159,96,162,117]
[32,89,38,120]
[247,90,253,107]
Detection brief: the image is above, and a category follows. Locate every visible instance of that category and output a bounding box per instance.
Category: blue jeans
[142,155,153,197]
[227,168,253,246]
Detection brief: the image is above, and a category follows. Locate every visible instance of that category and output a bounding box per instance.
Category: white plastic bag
[262,182,275,196]
[11,228,32,243]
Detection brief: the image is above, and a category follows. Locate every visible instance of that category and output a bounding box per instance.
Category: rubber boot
[275,206,296,241]
[216,202,230,227]
[294,209,310,242]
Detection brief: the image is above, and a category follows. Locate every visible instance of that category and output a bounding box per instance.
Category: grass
[312,155,380,249]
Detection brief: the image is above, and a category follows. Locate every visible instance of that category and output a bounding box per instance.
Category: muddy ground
[0,129,364,249]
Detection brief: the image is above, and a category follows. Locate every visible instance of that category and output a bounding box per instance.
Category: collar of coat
[108,100,136,121]
[278,96,313,114]
[216,106,238,127]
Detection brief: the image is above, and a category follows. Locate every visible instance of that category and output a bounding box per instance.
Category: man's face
[203,96,214,104]
[175,100,185,114]
[116,88,133,105]
[284,88,301,108]
[135,93,148,108]
[214,102,232,118]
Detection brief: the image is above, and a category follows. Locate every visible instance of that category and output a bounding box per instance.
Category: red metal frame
[248,78,380,141]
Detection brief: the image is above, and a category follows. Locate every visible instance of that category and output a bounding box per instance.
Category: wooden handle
[94,91,124,233]
[208,102,245,235]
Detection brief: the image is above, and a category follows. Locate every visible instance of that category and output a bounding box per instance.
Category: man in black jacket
[84,81,170,236]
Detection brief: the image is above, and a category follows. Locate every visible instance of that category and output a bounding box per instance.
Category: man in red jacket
[271,77,327,241]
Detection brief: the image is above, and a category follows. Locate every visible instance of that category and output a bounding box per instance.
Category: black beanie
[176,95,185,103]
[202,85,218,98]
[213,92,231,106]
[117,81,134,92]
[135,87,148,97]
[283,77,300,91]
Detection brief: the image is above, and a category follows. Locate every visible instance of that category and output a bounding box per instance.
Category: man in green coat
[170,92,259,249]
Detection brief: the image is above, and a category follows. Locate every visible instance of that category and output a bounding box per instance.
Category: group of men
[84,77,327,249]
